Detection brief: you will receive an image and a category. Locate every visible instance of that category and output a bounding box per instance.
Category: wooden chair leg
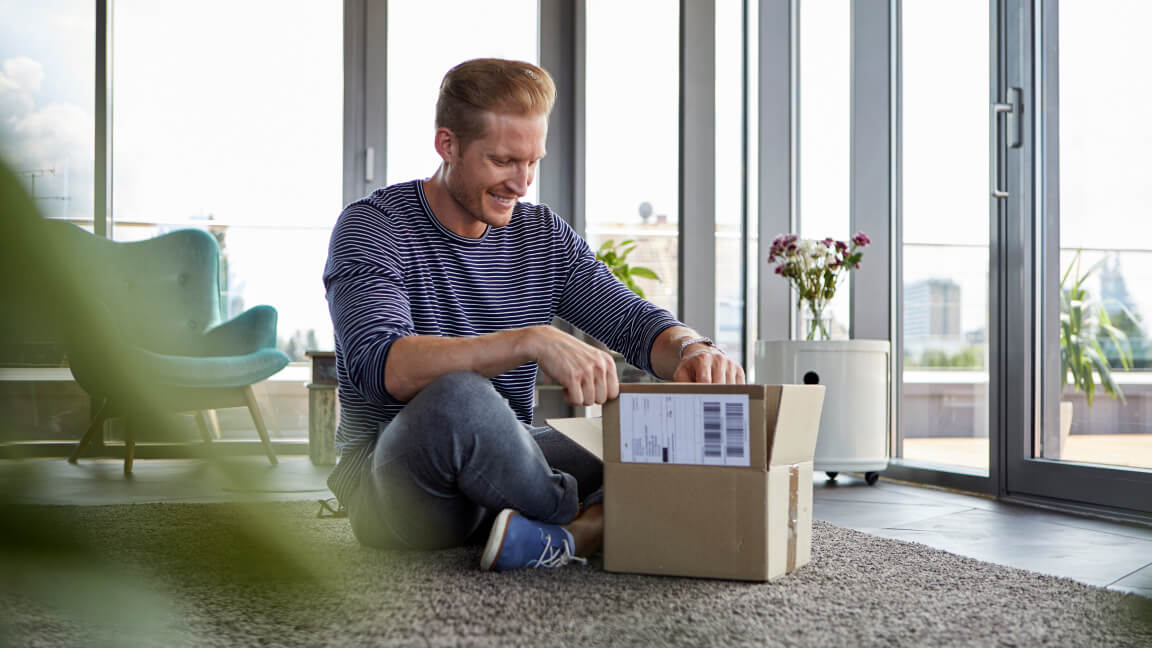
[205,409,222,440]
[124,418,136,475]
[69,401,109,464]
[244,386,278,465]
[194,410,214,444]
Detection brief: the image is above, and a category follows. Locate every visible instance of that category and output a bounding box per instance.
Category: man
[323,58,744,572]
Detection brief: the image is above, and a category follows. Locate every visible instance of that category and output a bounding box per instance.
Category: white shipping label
[619,393,751,466]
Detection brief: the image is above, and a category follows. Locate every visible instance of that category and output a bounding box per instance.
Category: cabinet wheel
[825,471,839,481]
[865,472,880,486]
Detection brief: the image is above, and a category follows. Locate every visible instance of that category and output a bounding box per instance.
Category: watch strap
[678,336,718,359]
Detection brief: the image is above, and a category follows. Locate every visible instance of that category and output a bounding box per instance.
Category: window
[111,0,343,367]
[0,0,95,444]
[585,0,680,315]
[110,0,343,440]
[0,0,94,227]
[1044,0,1152,470]
[385,0,539,198]
[798,0,850,339]
[715,0,747,360]
[899,0,990,473]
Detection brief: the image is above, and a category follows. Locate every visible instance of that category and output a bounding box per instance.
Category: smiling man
[323,58,744,572]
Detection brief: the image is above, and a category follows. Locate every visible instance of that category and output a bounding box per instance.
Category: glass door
[897,0,993,478]
[1004,0,1152,514]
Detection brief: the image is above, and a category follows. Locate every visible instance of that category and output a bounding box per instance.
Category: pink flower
[852,232,871,247]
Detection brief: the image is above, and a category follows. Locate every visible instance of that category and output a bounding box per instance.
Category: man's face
[442,111,548,230]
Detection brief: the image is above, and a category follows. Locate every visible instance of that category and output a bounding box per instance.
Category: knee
[419,371,494,403]
[412,371,506,426]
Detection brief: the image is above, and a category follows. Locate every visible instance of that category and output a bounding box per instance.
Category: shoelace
[316,498,348,519]
[529,530,588,569]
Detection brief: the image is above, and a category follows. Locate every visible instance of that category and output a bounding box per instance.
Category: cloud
[0,56,93,221]
[7,103,93,166]
[0,56,43,121]
[3,57,44,94]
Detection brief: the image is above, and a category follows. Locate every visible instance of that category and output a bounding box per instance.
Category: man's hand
[672,343,746,384]
[525,326,620,406]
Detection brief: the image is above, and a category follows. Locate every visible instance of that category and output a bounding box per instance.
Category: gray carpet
[2,501,1150,647]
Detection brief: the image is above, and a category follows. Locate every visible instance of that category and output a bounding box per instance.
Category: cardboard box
[550,383,824,581]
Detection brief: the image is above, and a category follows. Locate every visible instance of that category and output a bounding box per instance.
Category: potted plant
[590,239,662,383]
[595,239,660,299]
[1057,250,1133,456]
[767,232,870,340]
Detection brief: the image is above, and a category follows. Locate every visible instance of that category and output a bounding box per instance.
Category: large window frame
[19,1,1146,520]
[872,0,1150,519]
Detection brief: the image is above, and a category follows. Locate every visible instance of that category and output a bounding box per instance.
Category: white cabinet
[756,340,890,483]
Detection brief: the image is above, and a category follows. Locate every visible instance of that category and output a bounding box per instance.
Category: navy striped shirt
[323,180,681,504]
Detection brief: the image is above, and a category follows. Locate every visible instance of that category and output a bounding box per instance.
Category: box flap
[545,417,604,460]
[766,384,825,466]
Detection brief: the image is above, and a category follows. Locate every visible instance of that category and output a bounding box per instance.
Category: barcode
[725,401,745,459]
[703,401,722,458]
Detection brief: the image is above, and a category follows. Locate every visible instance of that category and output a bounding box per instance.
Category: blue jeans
[345,371,604,550]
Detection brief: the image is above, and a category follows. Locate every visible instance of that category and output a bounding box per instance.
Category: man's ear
[433,128,456,165]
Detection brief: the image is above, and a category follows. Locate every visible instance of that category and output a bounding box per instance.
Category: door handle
[991,87,1021,199]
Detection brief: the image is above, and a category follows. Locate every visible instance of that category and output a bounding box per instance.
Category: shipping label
[618,393,750,466]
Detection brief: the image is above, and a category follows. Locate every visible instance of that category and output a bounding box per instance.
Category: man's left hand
[672,345,745,384]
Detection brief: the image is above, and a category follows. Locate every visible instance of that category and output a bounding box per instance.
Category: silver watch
[678,336,719,359]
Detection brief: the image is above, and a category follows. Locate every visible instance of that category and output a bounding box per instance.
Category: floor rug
[2,501,1149,647]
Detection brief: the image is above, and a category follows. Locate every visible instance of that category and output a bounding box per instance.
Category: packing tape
[786,463,799,573]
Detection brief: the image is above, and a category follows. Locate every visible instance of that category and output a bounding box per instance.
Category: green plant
[595,239,659,299]
[1060,250,1132,405]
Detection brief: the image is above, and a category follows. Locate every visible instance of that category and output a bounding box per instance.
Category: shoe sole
[480,508,516,571]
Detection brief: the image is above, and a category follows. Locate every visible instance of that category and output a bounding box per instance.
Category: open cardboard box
[549,383,825,581]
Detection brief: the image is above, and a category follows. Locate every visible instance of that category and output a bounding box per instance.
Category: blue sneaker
[480,509,588,572]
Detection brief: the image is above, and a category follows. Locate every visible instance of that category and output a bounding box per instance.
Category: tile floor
[2,456,1149,598]
[813,473,1152,598]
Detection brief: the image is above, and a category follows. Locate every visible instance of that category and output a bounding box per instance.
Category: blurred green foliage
[905,346,985,370]
[0,153,326,646]
[1060,250,1133,406]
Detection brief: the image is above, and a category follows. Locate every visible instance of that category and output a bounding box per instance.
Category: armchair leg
[206,409,222,440]
[124,418,136,475]
[69,401,109,464]
[244,386,278,465]
[194,411,214,444]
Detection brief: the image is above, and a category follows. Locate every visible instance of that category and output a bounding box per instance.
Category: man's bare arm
[385,325,619,405]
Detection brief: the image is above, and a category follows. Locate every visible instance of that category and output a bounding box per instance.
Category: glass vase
[803,302,831,341]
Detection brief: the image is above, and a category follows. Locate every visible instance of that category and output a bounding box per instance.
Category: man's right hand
[523,326,619,407]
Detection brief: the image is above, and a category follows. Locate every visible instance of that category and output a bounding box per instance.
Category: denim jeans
[345,371,604,550]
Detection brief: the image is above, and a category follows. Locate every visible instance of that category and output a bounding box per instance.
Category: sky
[0,0,94,222]
[2,0,1150,352]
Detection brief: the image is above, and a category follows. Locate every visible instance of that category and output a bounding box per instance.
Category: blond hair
[435,58,556,148]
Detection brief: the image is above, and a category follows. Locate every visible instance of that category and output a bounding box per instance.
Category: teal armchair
[36,220,291,473]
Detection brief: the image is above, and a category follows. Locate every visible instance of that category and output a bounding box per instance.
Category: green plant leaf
[629,266,659,280]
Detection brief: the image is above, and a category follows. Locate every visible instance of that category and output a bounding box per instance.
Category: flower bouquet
[768,232,871,340]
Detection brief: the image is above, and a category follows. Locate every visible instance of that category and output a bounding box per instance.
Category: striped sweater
[322,180,682,504]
